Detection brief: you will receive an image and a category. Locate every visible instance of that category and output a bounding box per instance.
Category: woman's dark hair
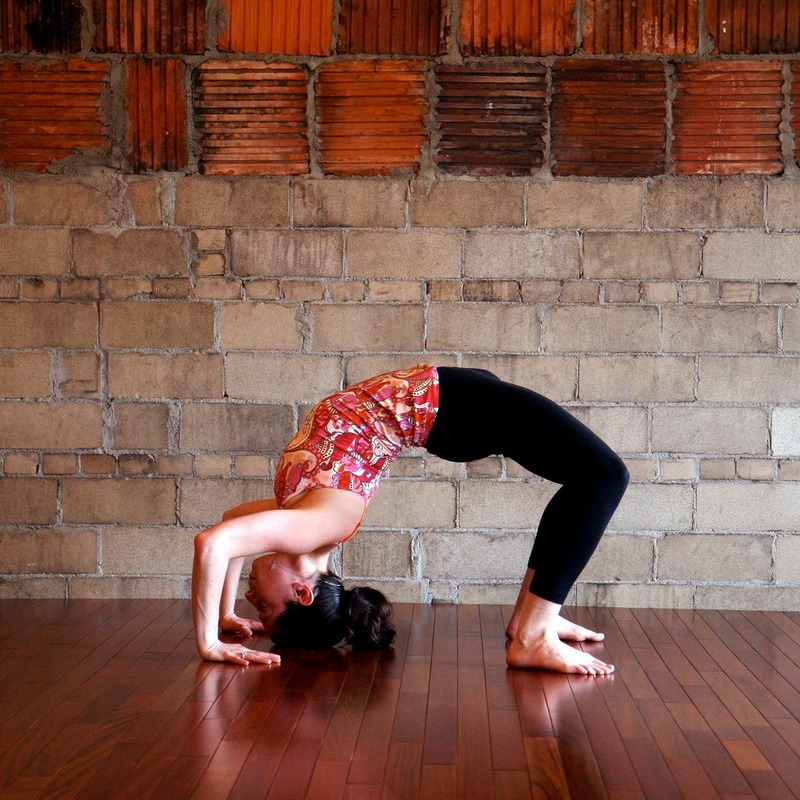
[271,572,396,650]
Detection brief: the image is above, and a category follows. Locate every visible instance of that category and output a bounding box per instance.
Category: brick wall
[2,1,800,610]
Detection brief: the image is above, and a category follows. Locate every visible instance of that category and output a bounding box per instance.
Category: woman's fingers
[203,640,280,666]
[237,647,280,666]
[220,614,265,637]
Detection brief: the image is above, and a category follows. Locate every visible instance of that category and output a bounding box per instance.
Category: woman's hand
[200,640,281,667]
[220,614,266,637]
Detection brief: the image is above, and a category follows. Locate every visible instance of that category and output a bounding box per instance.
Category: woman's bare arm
[217,500,279,636]
[218,556,264,636]
[223,498,279,521]
[191,490,363,664]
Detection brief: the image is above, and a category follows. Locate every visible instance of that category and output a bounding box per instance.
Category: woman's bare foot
[506,614,604,643]
[507,630,614,675]
[555,618,604,642]
[506,591,614,675]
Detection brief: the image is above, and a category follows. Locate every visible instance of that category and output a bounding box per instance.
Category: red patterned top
[274,365,439,509]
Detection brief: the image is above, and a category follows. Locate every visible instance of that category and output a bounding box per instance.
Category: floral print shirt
[274,365,439,508]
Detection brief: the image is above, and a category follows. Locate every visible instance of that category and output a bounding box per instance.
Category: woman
[192,364,629,675]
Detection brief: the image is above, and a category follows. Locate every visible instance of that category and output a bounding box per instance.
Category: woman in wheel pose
[192,364,629,675]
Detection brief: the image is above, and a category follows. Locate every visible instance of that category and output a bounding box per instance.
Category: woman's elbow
[194,527,223,558]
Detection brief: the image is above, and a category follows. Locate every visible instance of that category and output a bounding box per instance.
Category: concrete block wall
[2,173,800,609]
[2,1,800,608]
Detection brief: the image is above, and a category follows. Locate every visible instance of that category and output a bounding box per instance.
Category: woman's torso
[273,365,440,509]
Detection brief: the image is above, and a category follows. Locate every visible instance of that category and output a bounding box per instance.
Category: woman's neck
[283,550,331,579]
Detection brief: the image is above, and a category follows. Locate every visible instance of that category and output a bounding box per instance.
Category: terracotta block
[125,58,188,173]
[194,61,308,176]
[461,0,576,56]
[706,0,800,53]
[672,61,783,175]
[0,60,109,172]
[218,0,334,54]
[94,0,206,53]
[583,0,698,54]
[551,60,667,177]
[338,0,448,55]
[0,0,82,52]
[436,64,546,176]
[317,60,427,175]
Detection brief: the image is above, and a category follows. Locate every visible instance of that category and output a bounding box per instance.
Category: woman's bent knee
[604,452,630,499]
[584,448,629,499]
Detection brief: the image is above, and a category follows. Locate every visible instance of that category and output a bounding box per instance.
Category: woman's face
[244,554,312,635]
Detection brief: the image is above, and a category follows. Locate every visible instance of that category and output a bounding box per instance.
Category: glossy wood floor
[2,600,800,799]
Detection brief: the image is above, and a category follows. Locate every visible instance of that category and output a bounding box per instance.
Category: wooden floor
[2,601,800,800]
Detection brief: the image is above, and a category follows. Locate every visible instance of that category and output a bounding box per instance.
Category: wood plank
[508,669,557,738]
[481,606,527,773]
[346,674,400,785]
[380,741,423,800]
[523,737,571,800]
[305,760,349,800]
[317,653,379,762]
[456,605,495,800]
[494,768,535,800]
[266,738,326,800]
[226,691,310,799]
[422,604,458,766]
[188,740,253,800]
[568,674,644,797]
[737,727,800,799]
[420,764,457,799]
[539,673,610,800]
[709,612,800,719]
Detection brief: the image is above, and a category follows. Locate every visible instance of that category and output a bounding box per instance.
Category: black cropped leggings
[425,367,629,605]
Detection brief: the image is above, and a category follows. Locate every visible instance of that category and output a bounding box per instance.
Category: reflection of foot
[506,615,605,644]
[506,633,614,675]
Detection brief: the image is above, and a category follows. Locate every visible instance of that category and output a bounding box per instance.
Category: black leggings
[425,367,629,605]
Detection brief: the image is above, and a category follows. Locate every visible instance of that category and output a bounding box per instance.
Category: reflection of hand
[200,639,280,667]
[220,614,266,637]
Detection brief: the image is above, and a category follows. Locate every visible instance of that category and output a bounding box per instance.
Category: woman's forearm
[193,501,275,653]
[192,531,230,656]
[220,556,246,621]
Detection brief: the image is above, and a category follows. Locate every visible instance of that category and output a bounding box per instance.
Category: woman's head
[244,554,395,649]
[244,553,317,636]
[273,574,396,649]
